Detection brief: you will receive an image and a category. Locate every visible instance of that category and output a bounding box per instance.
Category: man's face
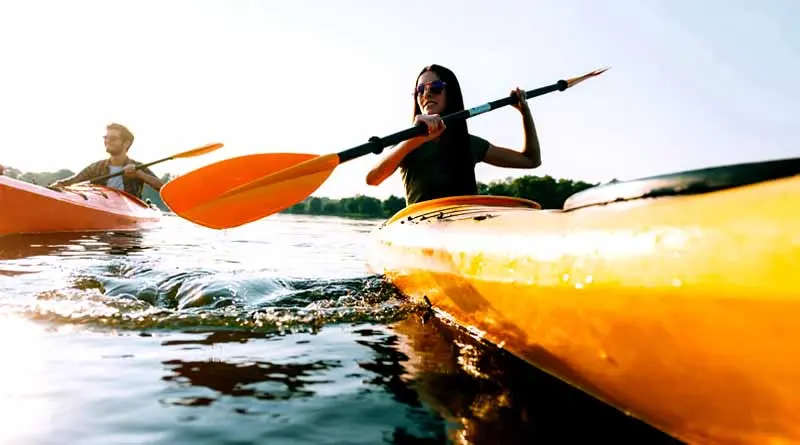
[104,128,127,155]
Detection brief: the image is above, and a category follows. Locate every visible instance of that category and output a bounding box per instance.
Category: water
[0,214,681,444]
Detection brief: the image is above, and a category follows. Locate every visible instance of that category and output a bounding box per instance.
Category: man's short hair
[107,122,134,148]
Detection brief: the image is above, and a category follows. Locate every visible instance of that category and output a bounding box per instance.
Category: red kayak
[0,176,161,237]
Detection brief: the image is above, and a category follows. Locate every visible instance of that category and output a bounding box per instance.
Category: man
[51,123,163,199]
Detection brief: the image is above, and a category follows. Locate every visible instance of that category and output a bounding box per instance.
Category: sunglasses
[414,80,447,96]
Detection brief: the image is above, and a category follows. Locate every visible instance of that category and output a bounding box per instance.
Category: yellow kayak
[367,157,800,444]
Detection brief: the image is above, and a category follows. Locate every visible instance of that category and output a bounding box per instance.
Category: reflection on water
[161,329,274,347]
[0,230,151,261]
[145,315,681,444]
[159,330,343,407]
[354,328,426,408]
[161,358,340,405]
[389,314,684,444]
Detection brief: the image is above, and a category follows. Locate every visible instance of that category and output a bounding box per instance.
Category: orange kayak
[367,157,800,444]
[0,176,161,237]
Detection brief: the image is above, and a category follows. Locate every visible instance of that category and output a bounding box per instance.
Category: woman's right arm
[366,115,444,186]
[365,137,427,186]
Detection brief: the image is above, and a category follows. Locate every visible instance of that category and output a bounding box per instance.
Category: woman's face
[416,70,447,115]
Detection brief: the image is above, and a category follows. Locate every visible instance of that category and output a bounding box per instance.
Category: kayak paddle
[160,67,609,229]
[78,142,225,185]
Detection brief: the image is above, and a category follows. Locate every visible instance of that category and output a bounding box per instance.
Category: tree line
[282,175,598,218]
[3,166,598,218]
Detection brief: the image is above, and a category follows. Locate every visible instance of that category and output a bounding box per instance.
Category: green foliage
[481,175,596,210]
[4,166,598,219]
[280,175,597,219]
[2,166,24,179]
[382,195,405,215]
[283,194,391,219]
[9,168,75,186]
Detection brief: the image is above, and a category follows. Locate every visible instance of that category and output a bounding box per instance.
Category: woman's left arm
[483,87,541,169]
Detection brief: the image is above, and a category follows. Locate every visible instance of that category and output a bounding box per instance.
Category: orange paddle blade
[160,153,339,229]
[161,152,319,214]
[566,67,610,88]
[171,142,224,159]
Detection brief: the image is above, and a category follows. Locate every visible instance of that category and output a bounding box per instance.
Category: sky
[0,0,797,199]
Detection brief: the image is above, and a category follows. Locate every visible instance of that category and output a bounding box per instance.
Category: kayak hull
[0,176,161,237]
[367,175,800,444]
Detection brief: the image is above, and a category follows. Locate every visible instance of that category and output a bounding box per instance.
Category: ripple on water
[22,260,416,335]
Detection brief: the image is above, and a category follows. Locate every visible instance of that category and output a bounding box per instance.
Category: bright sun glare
[0,316,52,444]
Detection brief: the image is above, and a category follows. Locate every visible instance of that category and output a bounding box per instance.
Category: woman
[366,64,543,205]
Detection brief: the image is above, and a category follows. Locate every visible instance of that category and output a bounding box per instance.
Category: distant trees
[2,167,74,185]
[2,166,23,179]
[283,175,597,219]
[283,194,405,219]
[3,167,75,187]
[478,175,596,210]
[4,166,598,218]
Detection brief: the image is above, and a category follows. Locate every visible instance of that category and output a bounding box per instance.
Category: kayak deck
[367,173,800,444]
[0,176,161,236]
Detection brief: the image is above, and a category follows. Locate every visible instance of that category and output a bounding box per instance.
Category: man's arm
[132,165,164,191]
[50,163,97,187]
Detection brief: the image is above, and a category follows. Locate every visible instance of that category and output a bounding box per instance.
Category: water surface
[0,213,680,444]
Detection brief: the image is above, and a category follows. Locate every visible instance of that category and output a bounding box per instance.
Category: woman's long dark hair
[413,64,477,192]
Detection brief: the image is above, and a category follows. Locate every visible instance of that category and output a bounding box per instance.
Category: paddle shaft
[337,80,567,163]
[84,156,171,184]
[75,142,223,185]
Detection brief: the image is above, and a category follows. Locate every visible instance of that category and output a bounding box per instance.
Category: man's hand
[123,164,140,179]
